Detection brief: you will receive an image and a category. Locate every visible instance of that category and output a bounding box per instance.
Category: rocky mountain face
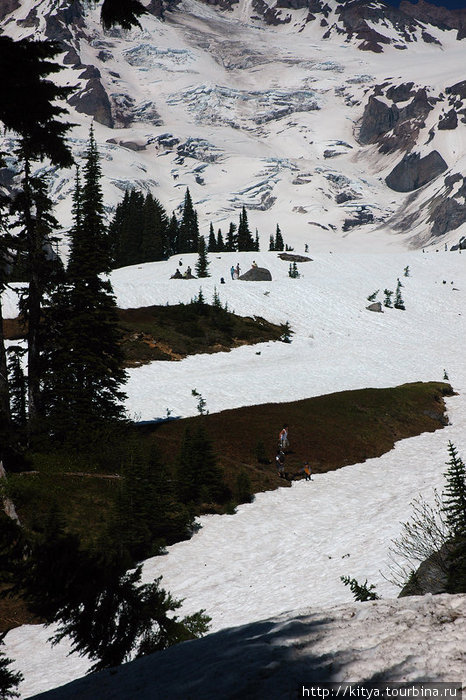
[1,0,466,249]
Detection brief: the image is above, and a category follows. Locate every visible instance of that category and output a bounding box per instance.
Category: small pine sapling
[212,287,222,308]
[191,388,209,416]
[383,289,393,308]
[443,369,449,381]
[280,321,292,343]
[367,290,379,302]
[404,265,410,277]
[394,279,405,310]
[340,575,379,601]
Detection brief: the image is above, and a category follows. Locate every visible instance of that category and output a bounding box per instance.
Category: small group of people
[172,264,193,279]
[275,423,313,483]
[230,263,241,280]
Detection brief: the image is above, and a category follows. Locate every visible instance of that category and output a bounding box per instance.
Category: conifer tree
[140,193,168,263]
[394,278,405,310]
[254,229,260,252]
[442,442,466,537]
[237,206,255,251]
[383,289,393,308]
[178,189,199,253]
[274,224,284,251]
[226,222,237,252]
[0,638,23,699]
[207,223,217,252]
[7,348,26,428]
[195,236,210,278]
[177,426,228,505]
[166,212,179,257]
[216,228,224,252]
[42,129,127,444]
[269,234,275,251]
[10,162,62,432]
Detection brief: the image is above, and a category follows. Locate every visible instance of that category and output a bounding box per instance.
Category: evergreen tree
[41,130,127,444]
[442,442,466,537]
[16,514,209,674]
[140,193,168,263]
[274,224,284,251]
[178,189,199,253]
[341,575,379,601]
[207,223,217,252]
[7,348,26,428]
[269,234,275,251]
[254,229,260,252]
[0,638,23,699]
[394,278,405,310]
[166,212,179,257]
[10,162,63,432]
[195,236,210,278]
[216,228,224,252]
[237,206,255,251]
[226,222,237,252]
[383,289,393,308]
[177,426,228,505]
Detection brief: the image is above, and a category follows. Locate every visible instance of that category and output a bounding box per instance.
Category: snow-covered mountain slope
[1,0,466,250]
[3,247,466,698]
[24,594,466,699]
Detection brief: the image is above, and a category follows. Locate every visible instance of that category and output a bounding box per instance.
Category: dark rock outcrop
[68,70,114,128]
[399,543,451,597]
[446,80,466,100]
[239,267,272,281]
[430,198,466,236]
[359,96,399,145]
[386,82,415,103]
[438,110,458,130]
[385,151,448,192]
[0,0,19,22]
[277,253,311,262]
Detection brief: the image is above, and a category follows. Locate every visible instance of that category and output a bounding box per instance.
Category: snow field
[3,247,465,698]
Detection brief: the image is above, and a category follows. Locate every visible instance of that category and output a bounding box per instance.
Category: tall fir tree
[237,206,255,251]
[166,212,179,257]
[41,129,127,444]
[274,224,284,251]
[207,223,217,252]
[442,442,466,537]
[140,193,168,263]
[216,228,224,252]
[7,348,27,429]
[10,162,63,433]
[254,229,260,252]
[226,222,237,252]
[269,234,275,251]
[195,236,210,278]
[178,189,199,253]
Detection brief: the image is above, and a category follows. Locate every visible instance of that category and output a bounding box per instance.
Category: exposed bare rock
[239,267,272,281]
[386,151,448,193]
[386,82,415,103]
[0,0,19,22]
[438,109,458,130]
[446,80,466,100]
[400,0,466,41]
[430,197,466,236]
[277,253,312,262]
[359,96,399,145]
[366,302,383,313]
[68,72,114,128]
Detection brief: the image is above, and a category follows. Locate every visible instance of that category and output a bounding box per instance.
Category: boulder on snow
[239,267,272,281]
[438,109,458,130]
[278,253,312,262]
[366,302,383,313]
[385,150,447,192]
